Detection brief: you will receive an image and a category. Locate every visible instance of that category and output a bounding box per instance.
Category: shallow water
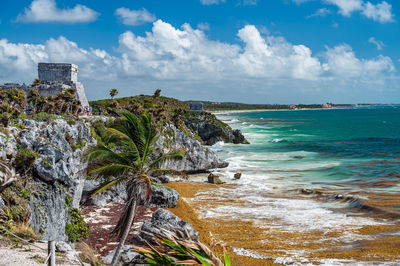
[191,107,400,264]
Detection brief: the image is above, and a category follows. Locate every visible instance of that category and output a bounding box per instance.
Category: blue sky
[0,0,399,104]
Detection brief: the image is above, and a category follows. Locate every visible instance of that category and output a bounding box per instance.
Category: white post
[48,240,56,266]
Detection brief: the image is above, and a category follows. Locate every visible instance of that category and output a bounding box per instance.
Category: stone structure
[189,102,203,112]
[1,62,89,108]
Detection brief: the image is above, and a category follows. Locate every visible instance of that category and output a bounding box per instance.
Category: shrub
[65,208,89,243]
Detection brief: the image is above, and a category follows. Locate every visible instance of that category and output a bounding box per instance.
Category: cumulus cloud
[296,0,394,23]
[322,44,394,77]
[115,8,156,26]
[368,37,384,50]
[16,0,99,23]
[0,20,396,102]
[324,0,363,16]
[200,0,226,5]
[362,1,394,23]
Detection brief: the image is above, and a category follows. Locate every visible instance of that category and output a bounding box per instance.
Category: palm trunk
[111,201,137,266]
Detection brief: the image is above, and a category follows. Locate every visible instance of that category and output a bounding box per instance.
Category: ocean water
[215,106,400,196]
[190,106,400,264]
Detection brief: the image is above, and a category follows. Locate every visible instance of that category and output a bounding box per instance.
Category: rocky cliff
[0,116,228,241]
[0,118,95,241]
[185,112,249,145]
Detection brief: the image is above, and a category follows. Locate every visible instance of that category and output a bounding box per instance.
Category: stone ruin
[1,63,89,108]
[189,102,204,112]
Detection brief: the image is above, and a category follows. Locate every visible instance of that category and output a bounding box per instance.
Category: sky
[0,0,399,104]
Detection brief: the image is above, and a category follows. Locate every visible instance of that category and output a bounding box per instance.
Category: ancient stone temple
[189,102,204,112]
[2,63,89,108]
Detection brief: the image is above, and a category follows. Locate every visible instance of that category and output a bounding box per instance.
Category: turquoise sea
[217,106,400,198]
[188,106,400,264]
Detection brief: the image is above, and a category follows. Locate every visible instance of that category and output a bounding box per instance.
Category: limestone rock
[208,173,223,184]
[185,114,249,145]
[131,209,199,245]
[156,125,228,173]
[56,241,73,253]
[103,245,145,266]
[234,172,242,180]
[150,184,179,208]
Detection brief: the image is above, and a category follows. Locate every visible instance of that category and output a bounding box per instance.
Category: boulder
[56,241,73,253]
[234,172,242,180]
[208,173,223,184]
[150,184,179,208]
[131,209,199,245]
[156,125,228,173]
[103,245,145,266]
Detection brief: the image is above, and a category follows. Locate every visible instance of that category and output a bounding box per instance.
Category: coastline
[210,107,337,115]
[165,181,277,266]
[166,181,400,265]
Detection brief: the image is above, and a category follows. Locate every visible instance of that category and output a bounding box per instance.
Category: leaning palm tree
[84,111,184,266]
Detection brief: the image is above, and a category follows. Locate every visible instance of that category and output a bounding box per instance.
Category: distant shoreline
[210,107,333,115]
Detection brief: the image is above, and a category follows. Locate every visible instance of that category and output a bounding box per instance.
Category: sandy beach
[166,181,400,265]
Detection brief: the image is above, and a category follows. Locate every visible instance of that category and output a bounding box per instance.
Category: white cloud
[307,8,331,18]
[115,8,156,26]
[368,37,384,50]
[363,1,393,23]
[324,0,363,16]
[197,22,210,31]
[0,20,396,102]
[200,0,226,5]
[16,0,99,23]
[322,44,394,77]
[296,0,394,23]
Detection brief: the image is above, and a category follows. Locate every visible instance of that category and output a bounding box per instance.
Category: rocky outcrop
[185,113,249,145]
[131,209,199,245]
[150,184,179,208]
[103,245,145,266]
[82,180,179,208]
[207,173,223,184]
[0,118,95,241]
[156,125,228,173]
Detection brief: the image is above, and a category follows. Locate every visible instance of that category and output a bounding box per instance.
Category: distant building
[1,63,89,108]
[190,102,204,112]
[323,103,332,108]
[289,104,297,109]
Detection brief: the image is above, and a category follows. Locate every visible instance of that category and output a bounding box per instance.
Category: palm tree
[84,112,184,266]
[110,88,118,99]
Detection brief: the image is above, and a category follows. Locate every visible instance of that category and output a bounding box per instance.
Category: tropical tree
[84,111,184,266]
[153,89,161,99]
[31,79,40,88]
[110,88,118,99]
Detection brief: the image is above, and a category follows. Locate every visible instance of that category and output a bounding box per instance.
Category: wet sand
[166,181,400,265]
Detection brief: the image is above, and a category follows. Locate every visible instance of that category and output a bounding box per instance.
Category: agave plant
[0,160,16,193]
[137,227,231,266]
[84,111,184,266]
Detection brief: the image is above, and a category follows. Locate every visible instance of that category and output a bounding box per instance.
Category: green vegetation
[65,208,89,243]
[138,228,231,266]
[14,145,38,176]
[109,88,119,99]
[192,101,345,111]
[84,111,184,266]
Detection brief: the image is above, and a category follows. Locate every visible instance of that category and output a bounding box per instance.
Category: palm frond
[91,176,126,196]
[84,144,130,165]
[88,164,133,177]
